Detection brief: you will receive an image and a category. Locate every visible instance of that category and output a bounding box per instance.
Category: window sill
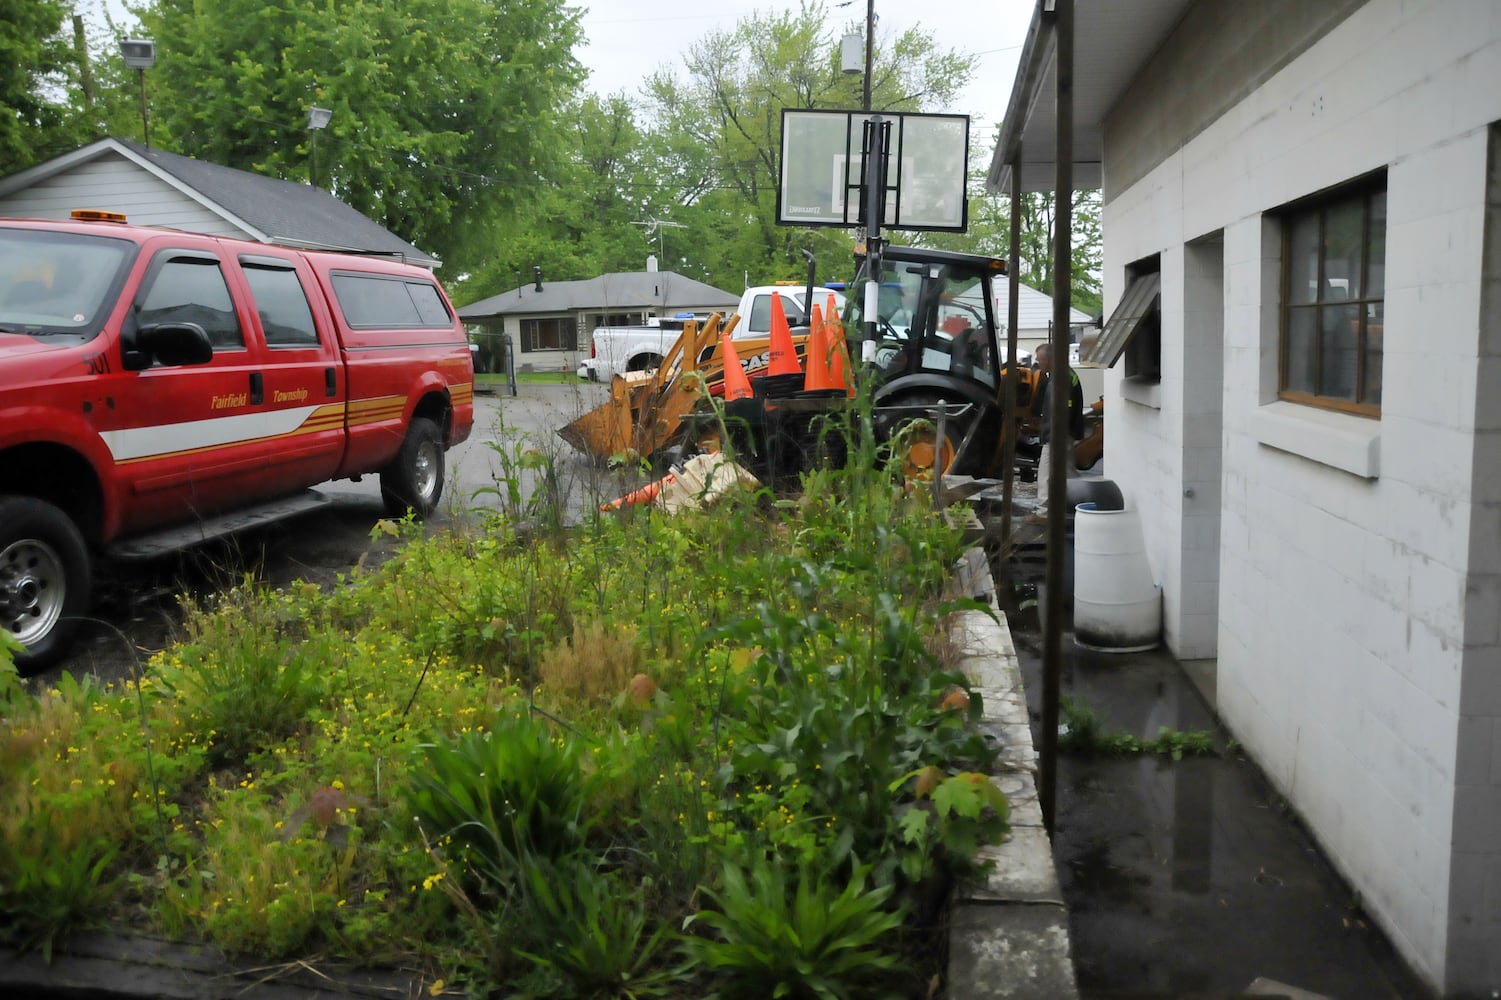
[1251,400,1379,478]
[1120,378,1162,410]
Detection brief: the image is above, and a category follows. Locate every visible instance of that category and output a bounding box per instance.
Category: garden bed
[2,467,1019,998]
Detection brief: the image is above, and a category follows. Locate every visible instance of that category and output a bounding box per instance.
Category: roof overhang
[986,0,1194,195]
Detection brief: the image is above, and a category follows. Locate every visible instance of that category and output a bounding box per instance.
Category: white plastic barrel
[1072,502,1162,652]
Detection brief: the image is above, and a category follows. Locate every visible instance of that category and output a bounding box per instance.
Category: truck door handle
[325,367,337,397]
[249,372,263,405]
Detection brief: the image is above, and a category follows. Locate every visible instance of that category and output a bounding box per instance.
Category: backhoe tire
[380,417,445,519]
[0,496,91,675]
[880,393,999,481]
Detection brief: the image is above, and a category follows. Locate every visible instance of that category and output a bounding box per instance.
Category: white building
[990,1,1501,995]
[995,281,1100,401]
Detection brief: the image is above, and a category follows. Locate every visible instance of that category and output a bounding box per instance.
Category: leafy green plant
[156,579,329,764]
[684,858,906,1000]
[891,769,1010,885]
[0,834,118,962]
[404,709,597,892]
[510,858,686,999]
[1059,696,1218,759]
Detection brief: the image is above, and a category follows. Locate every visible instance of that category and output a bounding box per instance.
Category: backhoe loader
[558,245,1046,480]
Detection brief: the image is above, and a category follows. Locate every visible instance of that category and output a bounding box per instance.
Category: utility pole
[863,0,875,111]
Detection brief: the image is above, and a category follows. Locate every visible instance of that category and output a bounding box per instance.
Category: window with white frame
[1279,174,1386,414]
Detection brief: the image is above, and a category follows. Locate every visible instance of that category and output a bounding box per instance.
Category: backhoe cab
[846,245,1038,479]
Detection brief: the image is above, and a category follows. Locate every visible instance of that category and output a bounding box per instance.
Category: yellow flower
[428,980,446,997]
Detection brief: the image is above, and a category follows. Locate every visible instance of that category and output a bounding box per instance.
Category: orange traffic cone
[767,293,801,377]
[825,294,853,397]
[720,331,754,401]
[601,473,673,511]
[803,303,835,391]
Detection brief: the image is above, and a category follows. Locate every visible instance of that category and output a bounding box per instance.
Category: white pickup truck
[578,285,846,382]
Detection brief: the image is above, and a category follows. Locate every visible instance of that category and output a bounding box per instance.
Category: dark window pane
[1320,303,1358,402]
[1367,189,1387,300]
[330,273,423,327]
[1286,306,1316,394]
[1324,196,1365,301]
[407,281,452,326]
[138,258,243,350]
[748,295,770,331]
[1287,213,1321,304]
[243,264,319,347]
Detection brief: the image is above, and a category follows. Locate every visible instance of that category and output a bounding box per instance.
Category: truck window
[242,262,320,347]
[329,272,452,329]
[136,256,244,350]
[0,229,134,337]
[407,281,453,326]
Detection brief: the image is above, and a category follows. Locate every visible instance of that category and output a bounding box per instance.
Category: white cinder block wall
[1099,0,1501,993]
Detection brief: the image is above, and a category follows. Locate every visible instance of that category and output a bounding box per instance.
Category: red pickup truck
[0,211,474,671]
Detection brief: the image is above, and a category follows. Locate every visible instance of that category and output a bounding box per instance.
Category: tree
[133,0,583,269]
[638,0,974,291]
[0,0,80,169]
[453,92,669,303]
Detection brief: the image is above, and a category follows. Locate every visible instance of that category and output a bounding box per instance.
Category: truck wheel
[0,497,91,675]
[629,353,663,373]
[380,417,445,518]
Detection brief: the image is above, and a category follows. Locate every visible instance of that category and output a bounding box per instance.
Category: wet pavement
[1002,583,1432,999]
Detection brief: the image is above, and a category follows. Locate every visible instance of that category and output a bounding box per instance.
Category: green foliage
[135,0,584,268]
[155,581,330,765]
[510,859,686,999]
[0,0,76,167]
[685,858,906,1000]
[1059,696,1218,760]
[0,439,1004,992]
[0,833,117,962]
[404,710,597,892]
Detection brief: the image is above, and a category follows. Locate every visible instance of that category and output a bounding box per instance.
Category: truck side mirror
[123,322,215,370]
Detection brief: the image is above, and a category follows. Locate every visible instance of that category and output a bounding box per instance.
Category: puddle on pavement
[996,558,1430,999]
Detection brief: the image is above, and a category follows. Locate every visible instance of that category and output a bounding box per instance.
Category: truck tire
[629,353,663,373]
[0,496,91,675]
[380,417,445,518]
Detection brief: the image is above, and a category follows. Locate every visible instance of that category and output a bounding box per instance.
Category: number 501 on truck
[0,211,474,672]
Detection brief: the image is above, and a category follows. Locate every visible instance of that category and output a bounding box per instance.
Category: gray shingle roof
[0,137,435,267]
[459,271,740,319]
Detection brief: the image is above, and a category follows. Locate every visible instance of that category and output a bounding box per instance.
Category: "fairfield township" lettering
[274,388,309,403]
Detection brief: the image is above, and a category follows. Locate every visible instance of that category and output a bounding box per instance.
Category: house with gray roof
[459,264,740,373]
[0,137,434,267]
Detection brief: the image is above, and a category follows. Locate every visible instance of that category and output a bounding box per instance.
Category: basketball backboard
[777,109,969,232]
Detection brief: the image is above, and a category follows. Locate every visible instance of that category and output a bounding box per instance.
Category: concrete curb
[944,552,1080,999]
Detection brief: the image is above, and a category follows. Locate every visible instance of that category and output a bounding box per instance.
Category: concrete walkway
[1004,601,1431,998]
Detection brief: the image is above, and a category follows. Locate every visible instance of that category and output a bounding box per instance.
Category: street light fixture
[119,38,155,147]
[306,106,332,188]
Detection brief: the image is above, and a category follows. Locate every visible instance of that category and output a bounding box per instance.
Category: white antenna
[630,219,687,262]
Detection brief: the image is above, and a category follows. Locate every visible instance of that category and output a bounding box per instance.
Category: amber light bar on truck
[70,209,128,223]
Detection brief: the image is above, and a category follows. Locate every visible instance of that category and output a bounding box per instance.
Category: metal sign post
[860,116,890,359]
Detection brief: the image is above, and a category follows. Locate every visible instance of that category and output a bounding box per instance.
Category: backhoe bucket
[559,315,729,462]
[558,370,656,459]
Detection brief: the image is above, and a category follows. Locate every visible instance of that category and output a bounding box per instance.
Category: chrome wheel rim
[414,440,440,502]
[0,536,67,647]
